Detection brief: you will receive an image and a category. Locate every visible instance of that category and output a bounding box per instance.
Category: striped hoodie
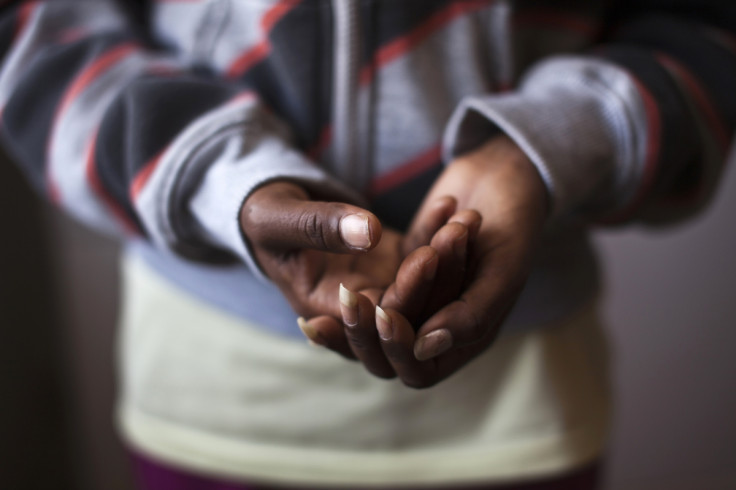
[1,0,734,333]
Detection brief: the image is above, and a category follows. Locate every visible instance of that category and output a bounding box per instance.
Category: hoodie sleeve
[0,0,355,276]
[444,0,736,225]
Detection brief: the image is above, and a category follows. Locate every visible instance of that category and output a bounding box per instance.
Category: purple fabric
[130,451,601,490]
[131,452,263,490]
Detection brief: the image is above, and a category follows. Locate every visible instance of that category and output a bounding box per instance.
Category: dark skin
[240,135,548,387]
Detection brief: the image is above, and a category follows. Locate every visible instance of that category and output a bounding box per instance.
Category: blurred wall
[0,156,76,489]
[595,150,736,490]
[0,150,131,490]
[45,210,132,490]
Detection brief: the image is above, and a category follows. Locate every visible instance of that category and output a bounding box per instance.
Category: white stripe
[372,11,502,176]
[135,95,265,255]
[154,0,265,72]
[0,1,126,109]
[48,50,176,234]
[151,0,218,66]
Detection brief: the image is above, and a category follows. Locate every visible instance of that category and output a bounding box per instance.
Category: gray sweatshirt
[1,0,733,337]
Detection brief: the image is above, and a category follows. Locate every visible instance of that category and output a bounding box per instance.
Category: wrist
[458,135,550,228]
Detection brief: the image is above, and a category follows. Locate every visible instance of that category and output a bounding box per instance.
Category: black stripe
[368,0,451,61]
[0,7,18,62]
[370,163,443,232]
[607,0,736,34]
[596,45,701,207]
[613,15,736,131]
[515,0,605,17]
[94,73,238,225]
[241,1,328,149]
[0,31,131,195]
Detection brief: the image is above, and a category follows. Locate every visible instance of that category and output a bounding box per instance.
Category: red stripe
[15,1,39,41]
[306,124,332,160]
[369,144,442,196]
[226,90,257,106]
[656,53,731,152]
[46,42,140,203]
[55,43,140,122]
[129,92,256,202]
[261,0,298,31]
[360,0,494,86]
[226,0,300,78]
[600,76,661,224]
[130,151,165,202]
[85,131,140,235]
[226,42,271,78]
[513,10,599,38]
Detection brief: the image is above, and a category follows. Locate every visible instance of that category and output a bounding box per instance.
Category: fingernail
[423,254,438,281]
[340,214,371,250]
[414,329,453,361]
[339,283,358,327]
[297,317,325,346]
[453,230,468,260]
[375,306,393,341]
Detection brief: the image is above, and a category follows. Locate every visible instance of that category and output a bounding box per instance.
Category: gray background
[1,148,735,489]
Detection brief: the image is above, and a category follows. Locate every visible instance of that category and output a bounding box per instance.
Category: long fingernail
[375,306,393,341]
[297,317,325,346]
[340,214,371,250]
[339,283,358,327]
[414,329,452,361]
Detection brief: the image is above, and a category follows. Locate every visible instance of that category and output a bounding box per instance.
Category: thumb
[240,181,382,253]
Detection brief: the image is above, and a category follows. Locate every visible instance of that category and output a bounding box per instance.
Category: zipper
[331,0,362,188]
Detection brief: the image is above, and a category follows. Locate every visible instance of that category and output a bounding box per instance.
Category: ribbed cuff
[189,133,357,281]
[443,56,649,221]
[136,95,357,279]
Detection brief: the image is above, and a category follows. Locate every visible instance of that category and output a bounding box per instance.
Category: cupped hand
[378,134,549,387]
[307,135,548,388]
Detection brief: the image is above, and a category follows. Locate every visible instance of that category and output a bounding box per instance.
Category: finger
[402,196,456,256]
[297,316,357,360]
[241,181,381,253]
[413,256,523,361]
[380,246,438,324]
[448,209,482,244]
[421,221,470,319]
[375,306,437,389]
[339,284,395,379]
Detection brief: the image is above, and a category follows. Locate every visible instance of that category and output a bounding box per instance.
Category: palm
[271,229,404,318]
[400,136,548,382]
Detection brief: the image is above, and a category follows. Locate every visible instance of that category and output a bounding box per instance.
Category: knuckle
[345,330,371,351]
[298,211,329,250]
